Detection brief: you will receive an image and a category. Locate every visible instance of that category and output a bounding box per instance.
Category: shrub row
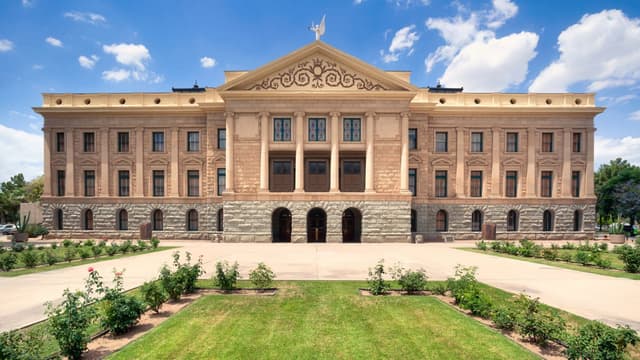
[366,259,429,295]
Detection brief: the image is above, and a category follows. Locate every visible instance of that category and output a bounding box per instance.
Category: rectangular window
[435,170,448,197]
[435,132,448,152]
[506,132,518,152]
[152,170,164,197]
[541,171,553,197]
[343,118,362,142]
[187,170,200,196]
[56,170,65,196]
[506,171,518,198]
[409,168,417,196]
[271,159,294,192]
[187,132,200,152]
[218,129,226,149]
[118,170,130,197]
[217,168,226,196]
[470,171,483,197]
[84,170,95,197]
[152,132,165,152]
[471,132,483,152]
[308,118,326,141]
[56,132,65,152]
[117,132,129,152]
[83,132,95,152]
[542,132,554,152]
[572,133,582,153]
[308,161,327,174]
[409,128,417,150]
[572,171,580,197]
[273,118,292,142]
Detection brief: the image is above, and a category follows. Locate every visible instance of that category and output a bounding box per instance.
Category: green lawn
[460,248,640,281]
[110,281,539,360]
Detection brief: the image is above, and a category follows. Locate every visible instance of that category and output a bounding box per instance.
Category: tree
[24,176,43,203]
[611,168,640,226]
[0,174,27,223]
[595,159,636,227]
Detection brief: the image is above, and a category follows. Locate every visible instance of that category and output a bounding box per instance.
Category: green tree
[595,159,636,227]
[24,175,43,203]
[0,174,27,223]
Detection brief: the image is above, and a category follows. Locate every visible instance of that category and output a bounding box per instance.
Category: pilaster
[365,112,376,192]
[400,112,410,192]
[330,112,340,192]
[99,128,109,197]
[225,112,235,193]
[65,129,75,197]
[135,128,144,197]
[259,112,270,192]
[294,111,305,192]
[491,128,501,197]
[43,129,52,196]
[526,127,537,197]
[170,127,179,197]
[561,128,572,197]
[585,128,595,197]
[455,127,465,197]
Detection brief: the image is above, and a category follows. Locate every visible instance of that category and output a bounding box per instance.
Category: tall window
[409,128,417,150]
[217,208,224,231]
[573,210,582,231]
[343,118,361,142]
[470,171,483,197]
[153,170,164,197]
[84,170,95,197]
[506,171,518,197]
[411,209,417,233]
[435,132,448,152]
[436,210,448,232]
[152,132,165,152]
[217,168,226,196]
[118,209,128,230]
[409,168,417,196]
[435,170,447,197]
[56,132,65,152]
[308,118,326,141]
[83,132,95,152]
[83,209,93,230]
[117,132,129,152]
[273,118,292,141]
[507,210,518,231]
[572,133,582,153]
[152,209,163,231]
[57,170,65,196]
[543,210,554,231]
[471,210,483,232]
[218,129,226,149]
[572,171,581,197]
[187,209,198,231]
[118,170,130,197]
[542,132,554,152]
[187,131,200,152]
[187,170,199,197]
[541,171,553,197]
[471,132,483,152]
[54,209,63,230]
[506,132,518,152]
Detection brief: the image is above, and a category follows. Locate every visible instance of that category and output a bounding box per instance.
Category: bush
[79,248,91,260]
[140,281,167,313]
[393,267,428,293]
[514,295,565,346]
[249,262,275,289]
[598,242,609,252]
[130,245,140,253]
[25,223,49,238]
[214,260,240,291]
[73,241,82,248]
[518,239,541,258]
[0,328,44,360]
[120,240,132,253]
[51,243,58,250]
[91,245,102,258]
[566,321,639,360]
[367,259,389,295]
[562,242,576,250]
[44,250,58,266]
[476,240,488,251]
[429,282,448,295]
[594,256,612,269]
[559,252,572,262]
[88,270,145,335]
[492,306,517,331]
[45,289,94,360]
[62,239,73,248]
[98,240,107,248]
[574,250,592,266]
[542,248,558,261]
[159,265,184,301]
[84,239,95,247]
[159,252,204,300]
[137,240,148,251]
[150,237,160,249]
[21,251,39,268]
[618,244,640,273]
[447,265,478,304]
[63,247,76,262]
[11,244,24,253]
[107,243,119,256]
[490,241,503,252]
[26,244,34,251]
[0,253,18,272]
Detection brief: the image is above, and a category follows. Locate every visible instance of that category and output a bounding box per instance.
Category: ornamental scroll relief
[249,58,388,91]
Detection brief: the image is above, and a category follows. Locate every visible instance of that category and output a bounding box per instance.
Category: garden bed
[359,288,430,296]
[203,288,278,296]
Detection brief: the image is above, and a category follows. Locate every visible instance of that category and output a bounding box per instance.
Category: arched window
[54,209,63,230]
[471,210,483,232]
[117,209,128,230]
[410,209,417,233]
[217,208,224,232]
[187,209,198,231]
[507,210,518,232]
[83,209,93,230]
[436,210,448,232]
[573,210,582,231]
[152,209,163,231]
[543,210,554,232]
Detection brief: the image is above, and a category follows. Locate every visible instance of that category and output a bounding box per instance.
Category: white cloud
[45,37,63,47]
[354,0,364,4]
[9,110,38,121]
[381,25,419,63]
[389,0,430,7]
[64,11,106,25]
[599,94,637,105]
[0,39,14,52]
[101,68,163,83]
[22,0,33,7]
[530,10,640,93]
[78,54,99,69]
[102,69,131,82]
[380,50,399,63]
[200,56,216,68]
[103,43,150,70]
[0,124,43,183]
[487,0,518,29]
[630,110,640,121]
[595,135,640,168]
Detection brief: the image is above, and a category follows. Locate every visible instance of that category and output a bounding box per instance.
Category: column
[65,129,75,196]
[491,128,501,197]
[400,112,409,192]
[225,112,235,193]
[294,112,305,192]
[584,128,595,197]
[99,128,109,196]
[526,127,537,197]
[561,128,572,197]
[170,128,179,197]
[43,129,51,196]
[330,112,340,192]
[455,128,465,197]
[365,112,375,192]
[135,128,144,197]
[259,112,270,192]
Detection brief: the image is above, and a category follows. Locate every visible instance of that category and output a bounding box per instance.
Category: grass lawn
[110,281,539,360]
[460,248,640,281]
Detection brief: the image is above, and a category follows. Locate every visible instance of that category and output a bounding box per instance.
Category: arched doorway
[117,209,128,230]
[54,209,63,230]
[342,208,362,243]
[272,208,292,242]
[307,208,326,242]
[83,209,93,230]
[152,209,163,231]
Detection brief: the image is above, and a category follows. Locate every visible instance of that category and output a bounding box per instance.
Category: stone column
[365,112,375,192]
[99,128,109,197]
[585,128,596,197]
[259,112,270,192]
[295,112,305,192]
[43,129,52,196]
[561,128,572,197]
[330,112,340,192]
[170,127,179,197]
[455,127,465,197]
[135,128,144,197]
[65,129,75,197]
[225,112,235,193]
[400,112,410,192]
[526,127,537,197]
[491,128,501,197]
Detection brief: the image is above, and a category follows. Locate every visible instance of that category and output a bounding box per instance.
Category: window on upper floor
[470,171,482,197]
[57,170,65,196]
[505,171,518,198]
[435,170,447,197]
[118,170,130,197]
[409,168,417,196]
[84,170,95,197]
[435,132,448,152]
[343,118,361,142]
[308,118,326,141]
[187,131,200,152]
[56,132,65,152]
[541,171,553,197]
[273,118,292,142]
[218,128,226,149]
[409,128,417,150]
[83,132,95,152]
[188,170,200,196]
[153,170,164,196]
[117,132,129,152]
[471,132,483,152]
[152,132,165,152]
[572,171,581,198]
[217,168,226,196]
[573,133,582,153]
[542,132,554,152]
[506,132,518,152]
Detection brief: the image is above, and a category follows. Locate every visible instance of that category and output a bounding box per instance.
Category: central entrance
[307,208,327,242]
[272,208,292,242]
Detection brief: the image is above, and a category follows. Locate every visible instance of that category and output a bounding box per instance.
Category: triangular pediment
[502,158,524,167]
[431,158,453,167]
[466,158,489,167]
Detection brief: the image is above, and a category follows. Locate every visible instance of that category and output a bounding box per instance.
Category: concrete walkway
[1,241,638,332]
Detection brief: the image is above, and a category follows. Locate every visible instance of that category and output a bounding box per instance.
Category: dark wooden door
[342,208,361,242]
[341,159,364,192]
[305,159,329,192]
[307,208,326,242]
[270,158,294,192]
[272,208,291,242]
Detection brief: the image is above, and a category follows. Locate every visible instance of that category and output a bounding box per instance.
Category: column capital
[400,112,411,119]
[365,112,376,119]
[257,111,270,119]
[224,111,235,119]
[294,111,306,119]
[329,111,341,119]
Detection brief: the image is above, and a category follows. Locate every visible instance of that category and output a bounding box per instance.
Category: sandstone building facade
[35,41,603,242]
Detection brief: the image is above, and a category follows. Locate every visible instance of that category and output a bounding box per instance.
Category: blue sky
[1,0,639,182]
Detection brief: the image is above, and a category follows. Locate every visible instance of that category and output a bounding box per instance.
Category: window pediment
[431,158,453,167]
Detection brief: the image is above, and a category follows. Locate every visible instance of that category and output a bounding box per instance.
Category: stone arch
[342,207,362,243]
[543,209,554,232]
[116,208,128,230]
[436,210,448,232]
[471,209,483,232]
[307,207,327,242]
[507,210,519,232]
[82,208,94,230]
[152,209,163,231]
[187,209,199,231]
[272,207,292,242]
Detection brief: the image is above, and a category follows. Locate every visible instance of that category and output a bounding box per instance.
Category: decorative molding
[78,158,98,166]
[112,157,133,166]
[148,158,169,166]
[431,158,453,167]
[502,158,525,166]
[183,157,204,166]
[571,160,586,166]
[538,158,560,166]
[52,158,66,166]
[466,158,489,167]
[409,154,423,163]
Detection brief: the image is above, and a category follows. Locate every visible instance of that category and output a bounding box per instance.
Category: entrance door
[340,158,365,192]
[272,208,292,242]
[307,208,327,242]
[270,158,294,192]
[342,208,362,242]
[305,159,329,192]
